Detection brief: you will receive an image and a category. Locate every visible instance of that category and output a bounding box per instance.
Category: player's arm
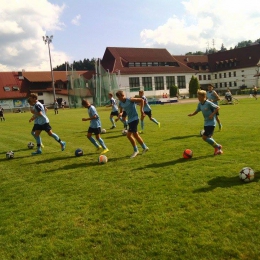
[188,111,198,117]
[213,91,220,101]
[131,97,145,115]
[82,114,98,121]
[209,105,220,119]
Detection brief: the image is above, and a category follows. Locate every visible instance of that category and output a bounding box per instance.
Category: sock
[110,118,115,126]
[88,136,99,148]
[205,137,217,147]
[35,136,42,151]
[151,118,158,124]
[141,143,147,149]
[141,120,144,130]
[134,146,138,152]
[97,138,107,149]
[51,133,60,142]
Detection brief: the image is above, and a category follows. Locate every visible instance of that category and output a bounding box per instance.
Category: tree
[169,85,179,98]
[189,76,200,98]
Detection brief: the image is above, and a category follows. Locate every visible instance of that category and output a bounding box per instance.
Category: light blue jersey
[33,101,49,125]
[110,97,118,112]
[206,91,218,105]
[119,98,138,123]
[142,96,151,112]
[88,105,101,128]
[195,100,218,126]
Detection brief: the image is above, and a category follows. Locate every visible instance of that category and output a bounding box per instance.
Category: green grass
[0,98,260,260]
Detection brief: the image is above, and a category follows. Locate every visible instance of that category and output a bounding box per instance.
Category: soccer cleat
[139,131,143,134]
[214,145,223,156]
[101,148,109,154]
[158,122,161,128]
[142,147,149,155]
[130,151,139,158]
[41,143,44,148]
[219,124,223,131]
[110,125,116,129]
[96,146,102,152]
[31,150,42,156]
[61,141,66,151]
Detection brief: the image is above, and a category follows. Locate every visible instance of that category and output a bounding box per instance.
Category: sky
[0,0,260,71]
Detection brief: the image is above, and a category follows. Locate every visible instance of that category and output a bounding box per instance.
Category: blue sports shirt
[110,97,118,112]
[141,96,151,112]
[33,101,49,125]
[195,100,218,126]
[88,105,101,128]
[206,91,219,105]
[118,98,138,123]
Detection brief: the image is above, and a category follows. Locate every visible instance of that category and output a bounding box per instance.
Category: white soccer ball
[101,129,106,134]
[200,129,205,136]
[122,129,128,135]
[239,167,255,182]
[6,151,14,159]
[27,142,34,149]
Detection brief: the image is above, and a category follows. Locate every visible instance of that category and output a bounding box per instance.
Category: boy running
[106,92,119,129]
[139,90,160,133]
[188,90,223,156]
[82,99,109,154]
[116,90,149,158]
[28,93,66,155]
[0,105,5,121]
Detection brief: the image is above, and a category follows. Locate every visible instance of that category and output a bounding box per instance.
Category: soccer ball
[200,129,205,136]
[98,155,108,164]
[75,148,83,157]
[101,129,106,134]
[27,142,34,149]
[239,167,254,182]
[183,149,193,159]
[6,151,14,159]
[122,129,128,135]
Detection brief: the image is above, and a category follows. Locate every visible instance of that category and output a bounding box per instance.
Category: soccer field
[0,98,259,259]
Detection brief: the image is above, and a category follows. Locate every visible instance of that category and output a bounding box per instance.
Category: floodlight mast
[43,35,56,102]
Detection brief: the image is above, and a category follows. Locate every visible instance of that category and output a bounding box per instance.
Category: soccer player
[106,92,119,129]
[252,85,258,100]
[54,99,59,115]
[206,84,222,131]
[115,109,128,130]
[0,105,5,121]
[188,90,223,156]
[116,90,149,158]
[28,93,66,155]
[82,99,109,154]
[138,90,160,133]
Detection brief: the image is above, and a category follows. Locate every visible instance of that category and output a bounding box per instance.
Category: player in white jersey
[106,92,119,129]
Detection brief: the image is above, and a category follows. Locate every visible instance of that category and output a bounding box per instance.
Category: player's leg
[95,128,109,154]
[87,128,101,151]
[202,126,223,155]
[31,129,42,155]
[46,124,66,151]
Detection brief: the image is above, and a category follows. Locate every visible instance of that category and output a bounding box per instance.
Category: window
[129,77,140,92]
[229,82,232,87]
[141,62,147,67]
[135,62,140,67]
[129,62,134,67]
[177,76,186,89]
[220,83,222,88]
[215,74,217,79]
[208,75,211,80]
[4,86,11,91]
[229,72,231,77]
[224,82,227,88]
[234,81,237,87]
[219,73,222,78]
[166,76,175,90]
[199,75,202,80]
[38,92,43,96]
[215,83,218,88]
[224,73,226,78]
[142,77,152,91]
[12,86,19,91]
[147,62,152,66]
[233,71,236,77]
[153,62,158,66]
[154,76,164,90]
[203,75,206,80]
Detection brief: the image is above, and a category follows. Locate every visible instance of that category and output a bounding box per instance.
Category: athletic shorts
[203,125,215,137]
[88,127,101,135]
[122,111,127,118]
[110,111,119,116]
[33,123,52,132]
[128,119,139,133]
[144,110,152,117]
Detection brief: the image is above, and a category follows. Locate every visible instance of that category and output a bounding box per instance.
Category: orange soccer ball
[183,149,193,159]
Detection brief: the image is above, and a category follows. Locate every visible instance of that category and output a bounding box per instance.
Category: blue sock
[88,136,99,148]
[151,118,158,124]
[141,120,144,130]
[134,146,138,152]
[51,133,60,142]
[141,143,147,149]
[110,118,115,126]
[35,136,42,151]
[206,137,217,147]
[97,138,107,149]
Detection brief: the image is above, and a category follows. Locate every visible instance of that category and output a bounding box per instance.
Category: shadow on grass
[134,155,209,170]
[165,134,199,140]
[193,172,260,192]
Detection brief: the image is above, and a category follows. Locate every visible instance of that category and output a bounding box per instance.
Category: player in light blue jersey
[206,84,222,131]
[28,93,66,155]
[139,90,160,133]
[188,90,223,156]
[106,92,120,129]
[116,90,149,158]
[82,99,109,154]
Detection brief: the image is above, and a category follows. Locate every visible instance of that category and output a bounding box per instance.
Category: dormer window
[12,86,19,91]
[4,86,11,91]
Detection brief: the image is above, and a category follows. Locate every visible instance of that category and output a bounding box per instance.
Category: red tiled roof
[101,47,196,75]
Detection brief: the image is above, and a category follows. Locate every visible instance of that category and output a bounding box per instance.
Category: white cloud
[0,0,70,71]
[140,0,260,54]
[71,14,81,26]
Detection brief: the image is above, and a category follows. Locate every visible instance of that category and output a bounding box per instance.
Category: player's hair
[81,99,90,106]
[29,93,38,99]
[116,90,124,98]
[139,90,144,93]
[197,90,206,97]
[208,84,214,88]
[108,92,113,96]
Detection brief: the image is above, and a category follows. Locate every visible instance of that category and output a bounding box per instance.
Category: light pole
[43,35,56,102]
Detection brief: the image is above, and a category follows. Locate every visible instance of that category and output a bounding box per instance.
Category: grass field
[0,98,260,260]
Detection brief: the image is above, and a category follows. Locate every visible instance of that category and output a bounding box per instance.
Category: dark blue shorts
[33,123,52,132]
[128,119,139,133]
[144,110,152,117]
[88,127,101,135]
[122,111,127,118]
[203,125,215,137]
[110,111,119,116]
